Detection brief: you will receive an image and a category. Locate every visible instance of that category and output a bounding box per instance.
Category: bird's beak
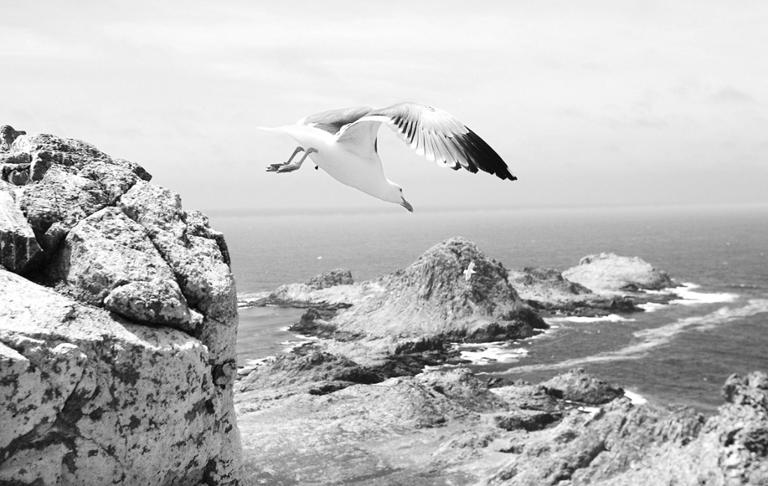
[400,197,414,213]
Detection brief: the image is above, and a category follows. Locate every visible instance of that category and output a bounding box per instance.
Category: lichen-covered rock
[0,133,241,484]
[119,182,237,363]
[0,134,148,256]
[52,207,199,332]
[0,269,240,485]
[562,252,674,292]
[0,181,42,273]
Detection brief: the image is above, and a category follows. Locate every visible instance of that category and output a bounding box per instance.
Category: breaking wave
[546,314,634,324]
[457,342,529,365]
[669,282,738,306]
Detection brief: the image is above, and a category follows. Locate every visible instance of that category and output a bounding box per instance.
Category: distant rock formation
[306,268,353,289]
[332,237,545,344]
[267,238,546,366]
[246,268,364,309]
[508,265,666,316]
[563,252,675,292]
[0,132,240,484]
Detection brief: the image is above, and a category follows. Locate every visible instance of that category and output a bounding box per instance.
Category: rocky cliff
[0,132,240,484]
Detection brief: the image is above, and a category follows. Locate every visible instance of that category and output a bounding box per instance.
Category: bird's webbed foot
[266,146,304,172]
[267,147,317,173]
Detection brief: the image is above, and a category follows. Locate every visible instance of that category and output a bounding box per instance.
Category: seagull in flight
[261,102,516,212]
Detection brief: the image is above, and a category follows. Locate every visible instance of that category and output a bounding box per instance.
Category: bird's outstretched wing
[339,102,516,181]
[299,106,373,135]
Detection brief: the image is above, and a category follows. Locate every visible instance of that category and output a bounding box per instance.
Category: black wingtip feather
[461,128,515,181]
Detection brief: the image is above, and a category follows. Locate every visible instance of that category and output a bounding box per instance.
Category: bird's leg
[276,147,317,173]
[266,146,304,172]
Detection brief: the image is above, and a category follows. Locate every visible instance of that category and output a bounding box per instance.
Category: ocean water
[211,204,768,413]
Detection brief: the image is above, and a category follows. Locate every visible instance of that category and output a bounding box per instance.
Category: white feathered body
[267,122,393,202]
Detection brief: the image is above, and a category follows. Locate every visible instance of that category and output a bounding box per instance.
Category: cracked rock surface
[0,133,240,485]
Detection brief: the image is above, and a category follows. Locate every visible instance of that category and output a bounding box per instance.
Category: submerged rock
[0,133,240,484]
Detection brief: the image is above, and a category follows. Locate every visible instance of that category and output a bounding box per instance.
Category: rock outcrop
[332,238,545,343]
[237,361,768,485]
[0,132,240,484]
[306,268,353,290]
[486,371,768,485]
[509,261,676,317]
[241,268,362,309]
[562,252,675,292]
[268,238,546,366]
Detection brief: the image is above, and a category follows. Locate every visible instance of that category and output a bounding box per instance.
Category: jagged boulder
[542,368,624,405]
[52,206,201,332]
[562,252,675,292]
[0,133,240,484]
[0,181,43,273]
[1,134,151,256]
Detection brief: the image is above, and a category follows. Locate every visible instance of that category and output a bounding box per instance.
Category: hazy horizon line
[204,201,768,218]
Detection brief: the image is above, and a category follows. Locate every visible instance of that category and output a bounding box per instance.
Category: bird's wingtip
[498,170,517,181]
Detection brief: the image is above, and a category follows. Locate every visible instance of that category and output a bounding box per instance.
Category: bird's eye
[399,188,403,193]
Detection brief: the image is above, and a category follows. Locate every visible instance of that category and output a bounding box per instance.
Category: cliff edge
[0,132,240,484]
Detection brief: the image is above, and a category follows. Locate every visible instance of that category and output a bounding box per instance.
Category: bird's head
[384,182,413,212]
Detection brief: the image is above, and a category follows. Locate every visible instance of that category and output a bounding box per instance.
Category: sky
[2,1,767,213]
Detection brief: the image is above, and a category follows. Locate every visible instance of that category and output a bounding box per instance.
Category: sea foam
[637,302,667,313]
[623,389,648,405]
[458,342,529,365]
[669,282,738,306]
[546,314,633,324]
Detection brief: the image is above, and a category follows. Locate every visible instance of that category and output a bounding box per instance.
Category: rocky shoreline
[235,239,767,484]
